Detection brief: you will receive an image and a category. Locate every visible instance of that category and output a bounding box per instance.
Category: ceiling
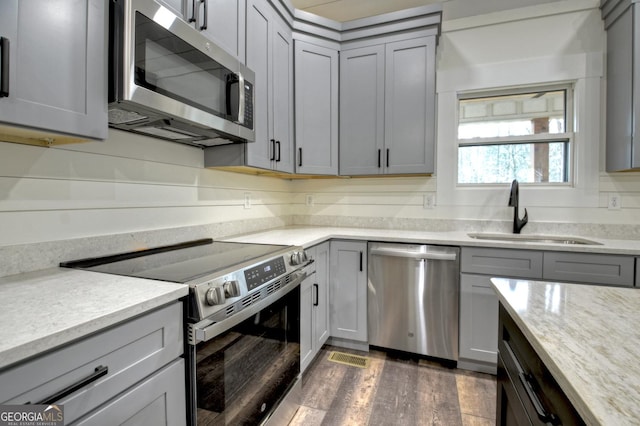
[290,0,444,21]
[289,0,562,22]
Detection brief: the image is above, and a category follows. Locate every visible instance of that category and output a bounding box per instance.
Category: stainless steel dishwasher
[368,242,460,361]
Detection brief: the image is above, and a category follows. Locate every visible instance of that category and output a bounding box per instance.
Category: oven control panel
[190,246,312,321]
[244,257,286,291]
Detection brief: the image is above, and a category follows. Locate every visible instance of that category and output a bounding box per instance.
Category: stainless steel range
[61,238,311,426]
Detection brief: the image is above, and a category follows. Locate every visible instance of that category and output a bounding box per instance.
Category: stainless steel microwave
[108,0,254,146]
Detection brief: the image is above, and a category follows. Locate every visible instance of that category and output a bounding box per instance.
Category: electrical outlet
[423,194,435,209]
[244,192,251,209]
[306,194,314,206]
[608,193,621,210]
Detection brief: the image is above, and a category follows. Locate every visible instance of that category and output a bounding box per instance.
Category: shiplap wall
[0,129,293,246]
[3,0,640,249]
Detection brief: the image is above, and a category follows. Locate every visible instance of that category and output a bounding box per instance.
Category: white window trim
[436,54,602,213]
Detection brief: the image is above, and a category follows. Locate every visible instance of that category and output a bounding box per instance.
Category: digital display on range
[245,257,286,290]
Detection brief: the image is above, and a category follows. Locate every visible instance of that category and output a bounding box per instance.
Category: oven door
[190,285,300,425]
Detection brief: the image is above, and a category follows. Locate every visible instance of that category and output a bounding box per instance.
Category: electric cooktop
[60,239,293,283]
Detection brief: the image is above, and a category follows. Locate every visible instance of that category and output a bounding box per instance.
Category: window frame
[455,83,575,187]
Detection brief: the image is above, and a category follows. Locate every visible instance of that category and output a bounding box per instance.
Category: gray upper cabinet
[205,0,293,173]
[244,0,294,173]
[601,0,640,171]
[270,15,295,173]
[294,40,339,175]
[384,37,436,174]
[340,35,437,175]
[340,45,386,175]
[0,0,107,146]
[182,0,246,61]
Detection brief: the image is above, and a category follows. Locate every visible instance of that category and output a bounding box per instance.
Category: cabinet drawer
[0,302,183,424]
[461,248,543,278]
[543,252,634,287]
[72,358,186,426]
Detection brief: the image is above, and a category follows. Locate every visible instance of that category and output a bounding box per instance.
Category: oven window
[195,287,300,425]
[133,12,231,120]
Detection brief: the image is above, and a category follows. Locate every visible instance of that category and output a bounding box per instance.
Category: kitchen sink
[467,232,603,245]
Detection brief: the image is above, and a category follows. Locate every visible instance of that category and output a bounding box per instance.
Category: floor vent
[328,351,370,369]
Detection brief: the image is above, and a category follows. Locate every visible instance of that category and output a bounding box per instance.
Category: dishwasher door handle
[370,247,457,261]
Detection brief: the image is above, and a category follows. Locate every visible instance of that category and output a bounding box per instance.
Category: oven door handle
[190,269,308,344]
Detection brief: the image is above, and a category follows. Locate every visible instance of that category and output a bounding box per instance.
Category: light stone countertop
[492,278,640,425]
[0,268,188,370]
[222,225,640,255]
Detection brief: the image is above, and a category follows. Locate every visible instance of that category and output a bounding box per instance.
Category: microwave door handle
[236,72,245,125]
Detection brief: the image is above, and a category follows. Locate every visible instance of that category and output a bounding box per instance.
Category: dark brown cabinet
[497,304,584,426]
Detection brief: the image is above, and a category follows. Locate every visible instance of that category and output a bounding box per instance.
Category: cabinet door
[73,359,186,426]
[245,0,275,170]
[329,241,367,342]
[201,0,246,62]
[459,273,498,374]
[384,36,435,174]
[271,16,294,173]
[0,0,107,141]
[339,45,385,176]
[295,40,339,175]
[300,272,315,373]
[604,4,637,171]
[313,242,331,348]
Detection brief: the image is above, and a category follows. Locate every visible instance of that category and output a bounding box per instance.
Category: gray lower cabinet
[206,0,293,173]
[329,240,367,345]
[294,40,339,175]
[0,0,107,145]
[301,242,330,373]
[544,251,635,287]
[460,246,636,374]
[601,0,640,171]
[458,247,544,374]
[73,359,186,426]
[459,273,500,374]
[459,248,542,374]
[339,36,437,175]
[0,302,185,425]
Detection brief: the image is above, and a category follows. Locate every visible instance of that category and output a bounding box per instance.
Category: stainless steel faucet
[508,179,528,234]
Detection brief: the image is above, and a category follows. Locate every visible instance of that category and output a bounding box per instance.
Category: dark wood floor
[290,345,496,426]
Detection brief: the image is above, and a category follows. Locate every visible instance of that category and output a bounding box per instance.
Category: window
[456,86,573,184]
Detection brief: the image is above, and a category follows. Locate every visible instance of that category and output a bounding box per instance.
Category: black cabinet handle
[386,149,390,168]
[189,0,197,22]
[0,37,9,98]
[200,0,208,30]
[377,149,381,168]
[313,284,319,306]
[298,148,302,167]
[33,365,109,405]
[359,251,363,272]
[518,372,558,424]
[276,141,281,162]
[270,139,275,161]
